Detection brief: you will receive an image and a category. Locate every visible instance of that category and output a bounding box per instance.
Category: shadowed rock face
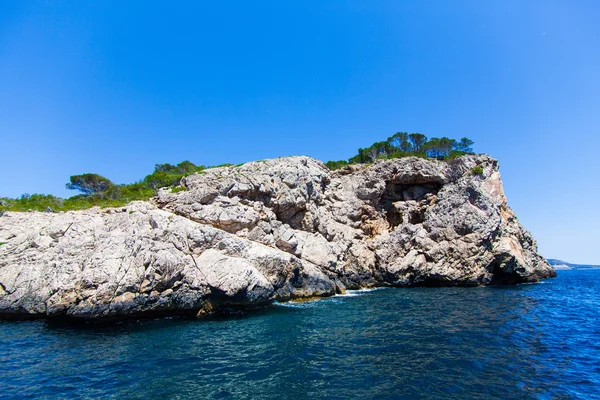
[0,155,555,320]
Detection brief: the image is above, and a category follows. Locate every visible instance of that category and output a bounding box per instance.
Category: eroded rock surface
[0,155,555,320]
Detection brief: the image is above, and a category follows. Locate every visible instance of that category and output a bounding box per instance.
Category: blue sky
[1,1,598,263]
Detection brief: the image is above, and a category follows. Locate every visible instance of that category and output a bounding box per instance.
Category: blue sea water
[1,269,599,399]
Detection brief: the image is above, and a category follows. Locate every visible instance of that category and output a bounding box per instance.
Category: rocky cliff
[0,155,555,320]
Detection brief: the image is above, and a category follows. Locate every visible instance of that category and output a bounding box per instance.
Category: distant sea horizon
[547,258,600,270]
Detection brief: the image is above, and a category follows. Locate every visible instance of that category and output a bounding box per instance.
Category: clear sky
[1,1,599,263]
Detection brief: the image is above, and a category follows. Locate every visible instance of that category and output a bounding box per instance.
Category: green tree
[154,160,200,175]
[143,171,181,189]
[176,160,198,174]
[154,163,177,173]
[423,137,456,159]
[387,132,411,152]
[439,137,456,159]
[66,174,114,194]
[349,148,368,164]
[423,138,441,158]
[142,160,205,190]
[409,133,427,153]
[455,137,474,153]
[364,141,394,161]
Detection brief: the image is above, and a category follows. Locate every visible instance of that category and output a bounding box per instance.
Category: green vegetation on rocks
[0,132,478,212]
[325,133,475,170]
[170,186,189,193]
[0,161,205,213]
[471,166,484,176]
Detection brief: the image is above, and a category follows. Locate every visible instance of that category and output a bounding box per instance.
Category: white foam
[273,287,388,308]
[273,299,323,309]
[337,287,387,297]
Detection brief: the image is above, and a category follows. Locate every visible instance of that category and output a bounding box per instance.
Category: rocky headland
[0,155,555,320]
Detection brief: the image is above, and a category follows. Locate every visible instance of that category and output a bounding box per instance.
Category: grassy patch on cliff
[0,161,205,213]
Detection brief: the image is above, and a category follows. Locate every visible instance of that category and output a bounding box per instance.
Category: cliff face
[0,155,555,320]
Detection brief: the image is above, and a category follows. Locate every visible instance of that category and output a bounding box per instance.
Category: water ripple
[1,270,599,399]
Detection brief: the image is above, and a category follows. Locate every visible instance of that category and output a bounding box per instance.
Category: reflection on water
[1,270,598,399]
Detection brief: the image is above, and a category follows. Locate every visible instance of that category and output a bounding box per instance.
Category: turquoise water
[1,270,599,399]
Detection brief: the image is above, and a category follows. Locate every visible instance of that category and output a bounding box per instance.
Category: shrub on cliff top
[325,160,349,170]
[144,161,206,189]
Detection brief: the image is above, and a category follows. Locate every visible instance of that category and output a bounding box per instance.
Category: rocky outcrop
[0,155,555,320]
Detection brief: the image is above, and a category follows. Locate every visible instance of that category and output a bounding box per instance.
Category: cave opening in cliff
[381,181,441,228]
[488,260,520,285]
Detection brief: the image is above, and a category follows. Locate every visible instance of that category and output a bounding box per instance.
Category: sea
[1,269,598,399]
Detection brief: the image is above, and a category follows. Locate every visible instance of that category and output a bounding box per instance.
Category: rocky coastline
[0,155,555,320]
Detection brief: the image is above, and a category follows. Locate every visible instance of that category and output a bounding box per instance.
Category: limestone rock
[0,155,555,320]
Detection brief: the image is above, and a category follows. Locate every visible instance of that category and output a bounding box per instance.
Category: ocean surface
[1,269,599,399]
